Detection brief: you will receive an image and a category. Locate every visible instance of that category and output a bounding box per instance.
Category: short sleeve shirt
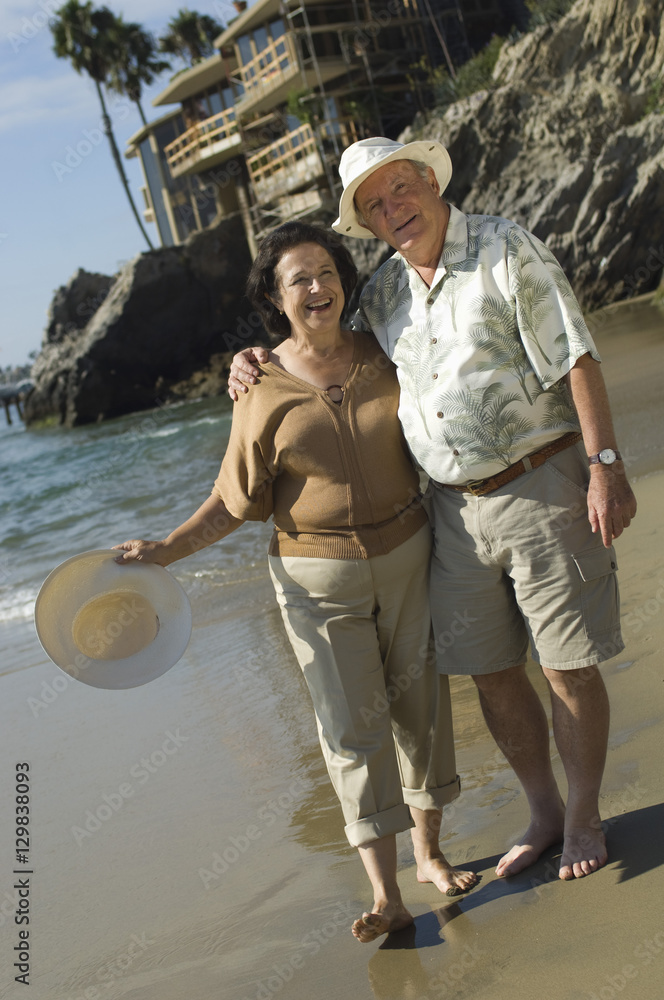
[352,206,601,484]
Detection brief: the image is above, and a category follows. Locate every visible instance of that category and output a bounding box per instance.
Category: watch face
[599,448,617,464]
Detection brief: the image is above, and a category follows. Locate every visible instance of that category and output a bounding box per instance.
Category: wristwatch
[588,448,622,466]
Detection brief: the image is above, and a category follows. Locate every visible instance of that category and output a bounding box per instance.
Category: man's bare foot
[351,900,414,943]
[496,816,565,878]
[416,855,478,896]
[559,825,607,880]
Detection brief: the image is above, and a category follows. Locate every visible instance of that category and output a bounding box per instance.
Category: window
[253,26,268,53]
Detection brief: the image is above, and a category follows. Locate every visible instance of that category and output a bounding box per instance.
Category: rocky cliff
[25,216,252,427]
[27,0,663,427]
[402,0,664,311]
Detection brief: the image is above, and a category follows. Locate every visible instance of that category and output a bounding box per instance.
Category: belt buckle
[464,479,487,496]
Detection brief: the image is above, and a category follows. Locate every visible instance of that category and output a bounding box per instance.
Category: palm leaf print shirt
[352,206,601,485]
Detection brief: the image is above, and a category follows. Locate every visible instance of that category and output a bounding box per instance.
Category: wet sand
[3,297,664,1000]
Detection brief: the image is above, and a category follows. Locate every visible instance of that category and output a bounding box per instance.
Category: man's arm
[565,352,636,547]
[227,347,270,401]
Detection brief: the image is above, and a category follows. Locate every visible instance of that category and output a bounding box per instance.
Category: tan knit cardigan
[213,331,428,559]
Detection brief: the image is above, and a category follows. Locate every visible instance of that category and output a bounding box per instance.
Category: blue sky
[0,0,242,369]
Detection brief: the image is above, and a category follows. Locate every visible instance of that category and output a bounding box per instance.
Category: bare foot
[416,855,478,896]
[496,817,564,878]
[559,825,607,880]
[352,901,414,943]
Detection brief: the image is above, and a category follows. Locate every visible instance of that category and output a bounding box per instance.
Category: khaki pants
[268,525,460,848]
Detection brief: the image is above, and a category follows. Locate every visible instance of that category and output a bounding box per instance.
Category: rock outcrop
[44,269,115,346]
[402,0,664,311]
[25,216,253,427]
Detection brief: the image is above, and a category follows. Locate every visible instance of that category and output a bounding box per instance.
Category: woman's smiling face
[271,243,345,338]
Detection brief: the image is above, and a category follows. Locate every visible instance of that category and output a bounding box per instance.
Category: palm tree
[158,8,224,67]
[51,1,154,250]
[106,20,171,127]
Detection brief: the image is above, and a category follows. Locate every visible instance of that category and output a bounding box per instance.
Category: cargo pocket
[572,545,620,638]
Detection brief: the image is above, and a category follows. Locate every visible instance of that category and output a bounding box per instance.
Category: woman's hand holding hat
[113,539,173,566]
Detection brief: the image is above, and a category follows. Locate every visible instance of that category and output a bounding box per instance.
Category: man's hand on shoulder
[228,347,270,401]
[587,463,637,548]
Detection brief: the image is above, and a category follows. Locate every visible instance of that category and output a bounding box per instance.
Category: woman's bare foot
[351,900,414,943]
[495,816,565,878]
[559,824,607,879]
[416,855,478,896]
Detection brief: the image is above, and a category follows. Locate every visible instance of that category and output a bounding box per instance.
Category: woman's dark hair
[245,222,358,338]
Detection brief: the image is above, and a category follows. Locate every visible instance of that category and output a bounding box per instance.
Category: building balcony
[247,119,360,205]
[164,107,241,178]
[236,33,299,112]
[235,32,347,119]
[247,123,324,204]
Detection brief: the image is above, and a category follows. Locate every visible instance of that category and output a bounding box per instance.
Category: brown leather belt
[439,432,583,497]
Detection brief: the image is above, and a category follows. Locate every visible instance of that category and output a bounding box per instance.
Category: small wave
[143,426,181,439]
[0,588,38,623]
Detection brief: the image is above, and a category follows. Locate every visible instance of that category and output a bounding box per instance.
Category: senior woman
[114,222,476,942]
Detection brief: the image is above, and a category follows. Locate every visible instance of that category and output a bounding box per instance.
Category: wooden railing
[247,118,360,194]
[164,106,239,174]
[247,123,318,188]
[238,32,298,101]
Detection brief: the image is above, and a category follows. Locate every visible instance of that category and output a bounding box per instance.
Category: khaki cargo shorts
[429,442,624,674]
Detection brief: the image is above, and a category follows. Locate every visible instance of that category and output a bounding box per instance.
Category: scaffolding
[240,0,463,242]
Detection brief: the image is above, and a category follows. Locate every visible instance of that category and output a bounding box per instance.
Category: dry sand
[2,298,663,1000]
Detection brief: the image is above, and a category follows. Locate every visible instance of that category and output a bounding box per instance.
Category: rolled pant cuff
[345,804,414,848]
[403,774,461,813]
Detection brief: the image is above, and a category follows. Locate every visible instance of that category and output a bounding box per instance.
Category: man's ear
[427,166,441,197]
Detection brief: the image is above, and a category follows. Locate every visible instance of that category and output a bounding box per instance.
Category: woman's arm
[113,493,244,566]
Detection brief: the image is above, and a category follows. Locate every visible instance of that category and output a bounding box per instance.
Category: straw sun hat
[35,550,192,689]
[332,137,453,239]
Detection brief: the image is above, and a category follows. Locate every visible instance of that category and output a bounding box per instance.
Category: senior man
[229,138,636,881]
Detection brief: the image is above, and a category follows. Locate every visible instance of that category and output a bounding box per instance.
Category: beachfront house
[126,0,528,253]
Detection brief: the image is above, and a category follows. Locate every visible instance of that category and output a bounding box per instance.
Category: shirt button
[436,411,443,418]
[431,337,437,344]
[453,449,460,456]
[432,373,438,380]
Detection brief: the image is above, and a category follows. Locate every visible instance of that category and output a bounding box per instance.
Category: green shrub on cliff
[455,35,504,100]
[526,0,574,27]
[643,78,664,115]
[413,35,504,116]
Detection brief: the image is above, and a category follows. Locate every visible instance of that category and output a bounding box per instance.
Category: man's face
[354,160,446,258]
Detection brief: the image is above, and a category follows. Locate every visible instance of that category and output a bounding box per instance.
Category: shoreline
[2,299,663,999]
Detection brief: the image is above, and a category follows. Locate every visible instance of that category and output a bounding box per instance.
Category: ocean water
[0,396,274,655]
[2,298,663,998]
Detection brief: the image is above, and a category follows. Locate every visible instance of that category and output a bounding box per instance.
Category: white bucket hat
[332,137,453,239]
[34,550,192,689]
